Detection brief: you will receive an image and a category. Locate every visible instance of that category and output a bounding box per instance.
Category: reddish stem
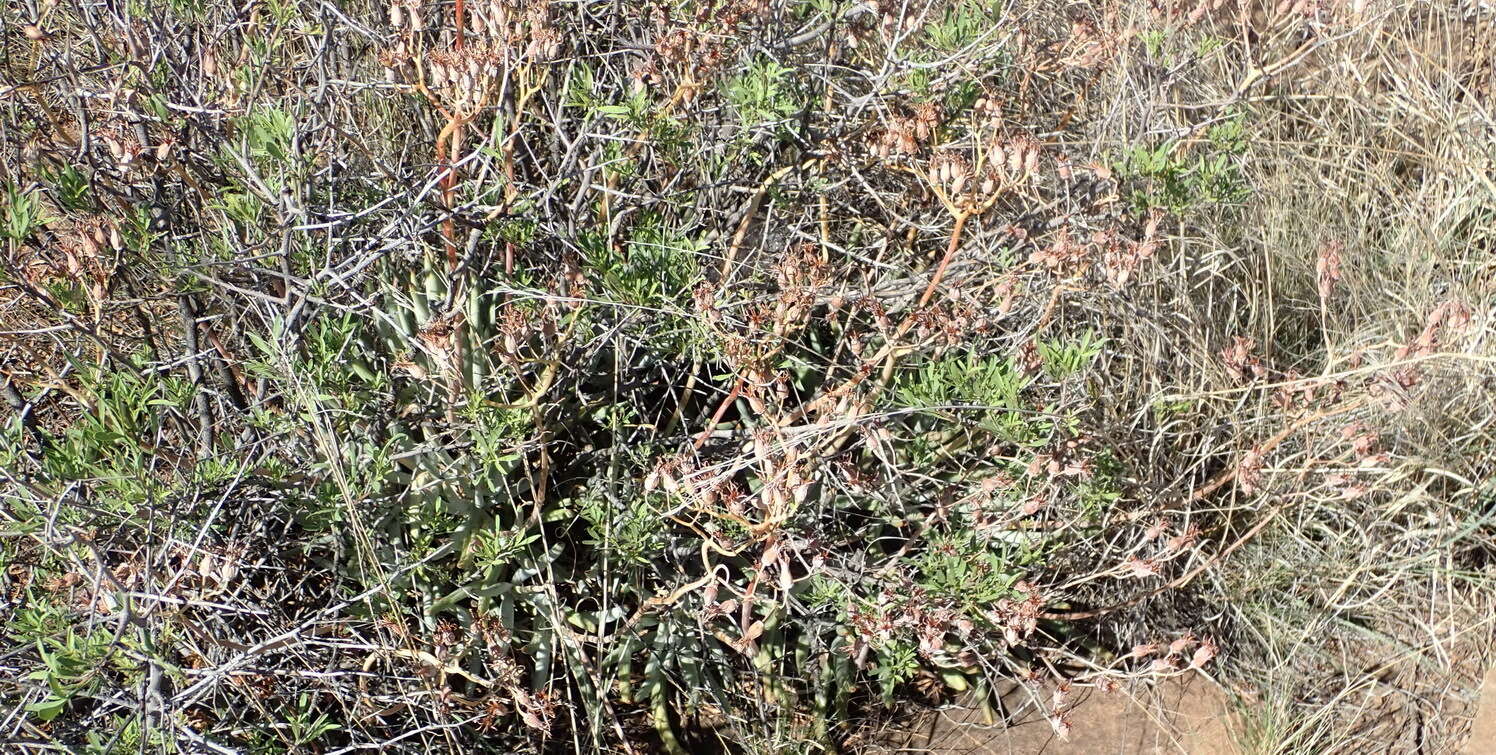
[694,378,744,450]
[454,0,465,50]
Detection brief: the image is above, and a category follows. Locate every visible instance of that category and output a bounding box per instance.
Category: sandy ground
[1466,668,1496,755]
[880,661,1496,755]
[884,675,1239,755]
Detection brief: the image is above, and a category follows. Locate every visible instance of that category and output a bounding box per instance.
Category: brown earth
[880,675,1240,755]
[881,661,1496,754]
[1466,668,1496,755]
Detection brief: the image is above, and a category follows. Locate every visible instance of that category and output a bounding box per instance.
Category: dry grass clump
[1071,2,1496,752]
[1,0,1492,752]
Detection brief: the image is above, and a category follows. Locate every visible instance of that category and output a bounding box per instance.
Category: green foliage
[897,352,1029,411]
[600,140,637,181]
[40,164,90,212]
[466,400,530,472]
[1140,28,1169,61]
[246,313,382,406]
[874,641,920,706]
[1115,117,1251,212]
[3,183,52,241]
[1074,449,1124,515]
[1038,331,1105,380]
[164,0,207,17]
[579,491,668,566]
[284,692,342,747]
[921,0,996,52]
[894,351,1050,445]
[595,89,654,128]
[80,714,172,754]
[1197,34,1226,56]
[583,218,703,309]
[565,62,600,109]
[1207,114,1248,153]
[119,203,164,249]
[18,0,1482,751]
[215,190,266,229]
[40,365,192,510]
[489,215,539,246]
[1152,397,1194,423]
[0,418,24,472]
[11,597,136,723]
[244,108,295,165]
[725,58,801,129]
[915,531,1023,609]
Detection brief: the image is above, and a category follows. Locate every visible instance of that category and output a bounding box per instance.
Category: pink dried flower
[1052,682,1072,712]
[1316,240,1344,302]
[1050,714,1072,741]
[1168,632,1196,656]
[1190,638,1218,669]
[1143,519,1169,542]
[1123,556,1160,579]
[1164,524,1199,553]
[1236,447,1266,494]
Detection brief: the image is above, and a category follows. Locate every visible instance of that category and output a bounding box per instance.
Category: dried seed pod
[218,558,239,587]
[155,140,172,162]
[1024,144,1039,176]
[109,225,123,250]
[388,1,402,28]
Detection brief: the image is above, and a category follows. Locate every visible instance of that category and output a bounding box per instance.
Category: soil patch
[881,675,1238,754]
